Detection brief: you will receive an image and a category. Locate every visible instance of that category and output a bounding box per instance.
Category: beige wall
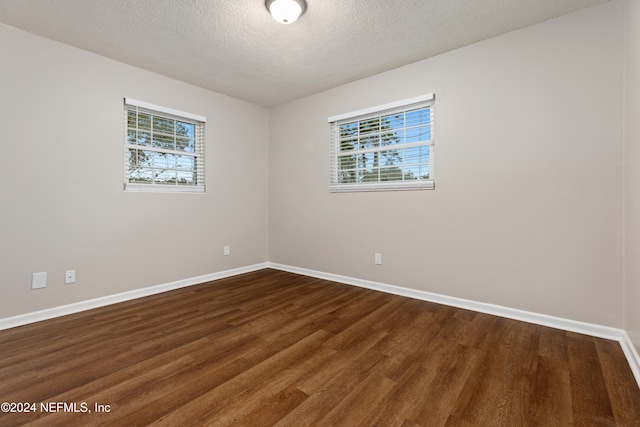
[269,1,624,327]
[0,25,269,318]
[1,1,633,335]
[625,0,640,352]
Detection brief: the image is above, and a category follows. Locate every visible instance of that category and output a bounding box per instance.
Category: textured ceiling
[0,0,607,107]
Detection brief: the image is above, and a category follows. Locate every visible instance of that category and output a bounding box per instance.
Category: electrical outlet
[224,245,230,256]
[32,272,47,289]
[374,253,382,265]
[65,270,76,284]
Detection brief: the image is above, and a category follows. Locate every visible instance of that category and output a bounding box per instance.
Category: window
[124,98,206,192]
[328,94,435,192]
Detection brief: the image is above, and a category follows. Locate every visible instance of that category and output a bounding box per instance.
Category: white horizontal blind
[329,95,435,192]
[124,99,205,193]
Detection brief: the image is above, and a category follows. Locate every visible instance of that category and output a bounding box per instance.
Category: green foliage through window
[124,100,205,191]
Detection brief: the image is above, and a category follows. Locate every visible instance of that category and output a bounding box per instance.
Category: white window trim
[328,93,434,122]
[124,98,206,193]
[328,93,435,193]
[123,183,206,193]
[329,180,434,193]
[125,98,206,123]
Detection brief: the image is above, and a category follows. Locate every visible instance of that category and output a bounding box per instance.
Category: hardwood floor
[0,269,638,426]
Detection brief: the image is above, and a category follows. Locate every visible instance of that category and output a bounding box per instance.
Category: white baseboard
[620,331,640,387]
[2,261,639,389]
[0,263,268,331]
[267,262,640,389]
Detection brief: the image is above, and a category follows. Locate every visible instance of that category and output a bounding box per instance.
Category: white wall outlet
[65,270,76,284]
[32,272,47,289]
[374,252,382,265]
[224,245,230,256]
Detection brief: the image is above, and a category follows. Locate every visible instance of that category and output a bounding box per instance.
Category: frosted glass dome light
[266,0,307,24]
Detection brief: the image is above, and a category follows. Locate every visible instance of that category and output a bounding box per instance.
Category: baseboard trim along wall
[621,332,640,388]
[1,261,638,388]
[267,262,640,388]
[0,263,269,332]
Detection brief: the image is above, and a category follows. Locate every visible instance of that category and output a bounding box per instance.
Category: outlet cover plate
[32,272,47,289]
[65,270,76,284]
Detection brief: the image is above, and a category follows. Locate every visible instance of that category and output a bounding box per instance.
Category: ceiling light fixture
[266,0,307,24]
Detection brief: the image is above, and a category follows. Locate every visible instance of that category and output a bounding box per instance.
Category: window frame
[124,98,206,193]
[328,93,435,193]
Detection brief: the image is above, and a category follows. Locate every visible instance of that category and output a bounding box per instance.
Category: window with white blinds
[328,94,435,192]
[124,98,206,193]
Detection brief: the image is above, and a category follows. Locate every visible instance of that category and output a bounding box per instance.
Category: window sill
[329,180,434,193]
[124,183,205,193]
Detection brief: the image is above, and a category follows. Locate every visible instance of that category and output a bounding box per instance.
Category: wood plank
[531,355,574,426]
[443,343,512,425]
[274,349,389,427]
[568,335,616,426]
[595,339,640,426]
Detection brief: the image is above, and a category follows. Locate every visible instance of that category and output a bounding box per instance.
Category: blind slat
[329,95,435,192]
